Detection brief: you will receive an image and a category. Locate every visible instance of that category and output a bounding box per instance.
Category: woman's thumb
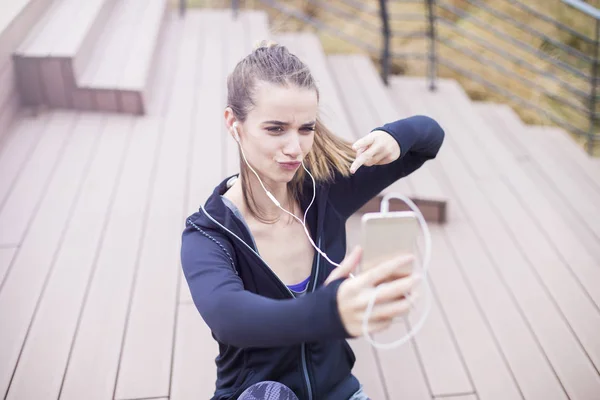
[325,246,362,285]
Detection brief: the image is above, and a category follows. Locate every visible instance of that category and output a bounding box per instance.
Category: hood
[186,173,330,249]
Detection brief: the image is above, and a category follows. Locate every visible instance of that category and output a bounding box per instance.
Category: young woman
[180,40,445,400]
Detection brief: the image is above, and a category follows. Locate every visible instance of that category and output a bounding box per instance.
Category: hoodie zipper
[301,237,321,400]
[199,205,320,400]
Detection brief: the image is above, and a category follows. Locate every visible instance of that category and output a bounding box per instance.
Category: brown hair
[226,40,354,223]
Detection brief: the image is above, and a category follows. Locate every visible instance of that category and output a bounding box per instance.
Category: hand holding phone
[329,211,421,337]
[332,247,420,337]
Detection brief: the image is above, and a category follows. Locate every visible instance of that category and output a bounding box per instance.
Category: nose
[283,133,302,159]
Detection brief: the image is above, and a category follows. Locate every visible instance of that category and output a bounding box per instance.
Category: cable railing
[179,0,599,155]
[426,0,599,154]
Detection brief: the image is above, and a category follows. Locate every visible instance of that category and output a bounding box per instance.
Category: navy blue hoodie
[180,115,445,400]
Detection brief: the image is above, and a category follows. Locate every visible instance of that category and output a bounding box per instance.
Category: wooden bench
[13,0,168,115]
[0,0,54,143]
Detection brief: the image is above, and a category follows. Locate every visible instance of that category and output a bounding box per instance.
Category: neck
[231,172,294,222]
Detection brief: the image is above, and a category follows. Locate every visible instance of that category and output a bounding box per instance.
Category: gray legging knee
[237,381,299,400]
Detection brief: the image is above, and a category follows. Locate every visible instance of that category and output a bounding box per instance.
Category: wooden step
[392,75,600,398]
[77,0,168,115]
[13,0,118,108]
[12,0,168,115]
[474,102,600,262]
[528,125,600,195]
[328,54,447,223]
[0,0,54,144]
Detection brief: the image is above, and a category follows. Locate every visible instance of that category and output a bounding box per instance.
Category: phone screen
[360,211,419,275]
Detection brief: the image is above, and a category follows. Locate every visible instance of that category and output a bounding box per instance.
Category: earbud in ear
[232,122,241,143]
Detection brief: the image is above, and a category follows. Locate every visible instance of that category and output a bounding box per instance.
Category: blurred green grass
[179,0,600,155]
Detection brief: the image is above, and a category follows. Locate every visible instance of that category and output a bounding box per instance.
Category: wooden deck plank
[178,11,225,306]
[172,11,227,398]
[414,80,600,397]
[394,78,572,399]
[51,0,113,56]
[433,138,586,399]
[486,105,600,243]
[475,104,600,263]
[5,114,134,400]
[57,117,161,400]
[0,88,20,149]
[479,178,600,397]
[10,0,63,105]
[92,0,147,112]
[347,337,391,399]
[327,55,370,138]
[85,0,145,87]
[383,84,496,397]
[0,0,31,36]
[369,230,475,400]
[374,324,432,400]
[112,12,205,400]
[345,214,401,400]
[0,56,18,131]
[328,55,414,204]
[15,0,76,56]
[57,14,183,400]
[396,77,497,182]
[0,114,48,213]
[145,11,182,118]
[119,0,168,90]
[171,303,219,400]
[0,112,76,246]
[427,224,521,400]
[404,284,474,397]
[437,80,600,311]
[223,12,245,178]
[277,34,355,143]
[0,112,102,399]
[352,199,471,396]
[300,34,355,143]
[531,126,600,194]
[430,82,600,372]
[0,0,53,72]
[0,247,16,294]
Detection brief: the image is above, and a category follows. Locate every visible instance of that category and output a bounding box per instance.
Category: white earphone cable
[234,124,431,349]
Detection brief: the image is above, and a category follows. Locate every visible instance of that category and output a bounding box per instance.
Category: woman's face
[231,82,318,186]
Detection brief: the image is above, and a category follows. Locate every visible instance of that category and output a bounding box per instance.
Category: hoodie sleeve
[328,115,445,219]
[180,225,350,349]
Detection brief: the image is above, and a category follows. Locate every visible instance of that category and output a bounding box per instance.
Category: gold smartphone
[360,211,419,276]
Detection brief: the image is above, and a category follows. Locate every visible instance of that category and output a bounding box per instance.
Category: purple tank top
[287,276,310,295]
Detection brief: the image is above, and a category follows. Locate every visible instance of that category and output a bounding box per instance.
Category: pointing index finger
[350,152,369,174]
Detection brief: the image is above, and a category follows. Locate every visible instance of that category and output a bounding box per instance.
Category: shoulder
[181,219,237,273]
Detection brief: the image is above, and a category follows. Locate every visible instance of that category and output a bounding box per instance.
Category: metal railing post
[587,19,599,154]
[233,0,240,19]
[426,0,437,91]
[378,0,391,85]
[179,0,186,17]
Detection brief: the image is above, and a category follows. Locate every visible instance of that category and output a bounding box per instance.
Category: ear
[224,107,240,142]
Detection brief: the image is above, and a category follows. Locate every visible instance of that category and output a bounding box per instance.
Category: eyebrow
[262,120,316,127]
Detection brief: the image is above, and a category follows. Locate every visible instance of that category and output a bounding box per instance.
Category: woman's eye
[266,126,283,133]
[302,127,316,133]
